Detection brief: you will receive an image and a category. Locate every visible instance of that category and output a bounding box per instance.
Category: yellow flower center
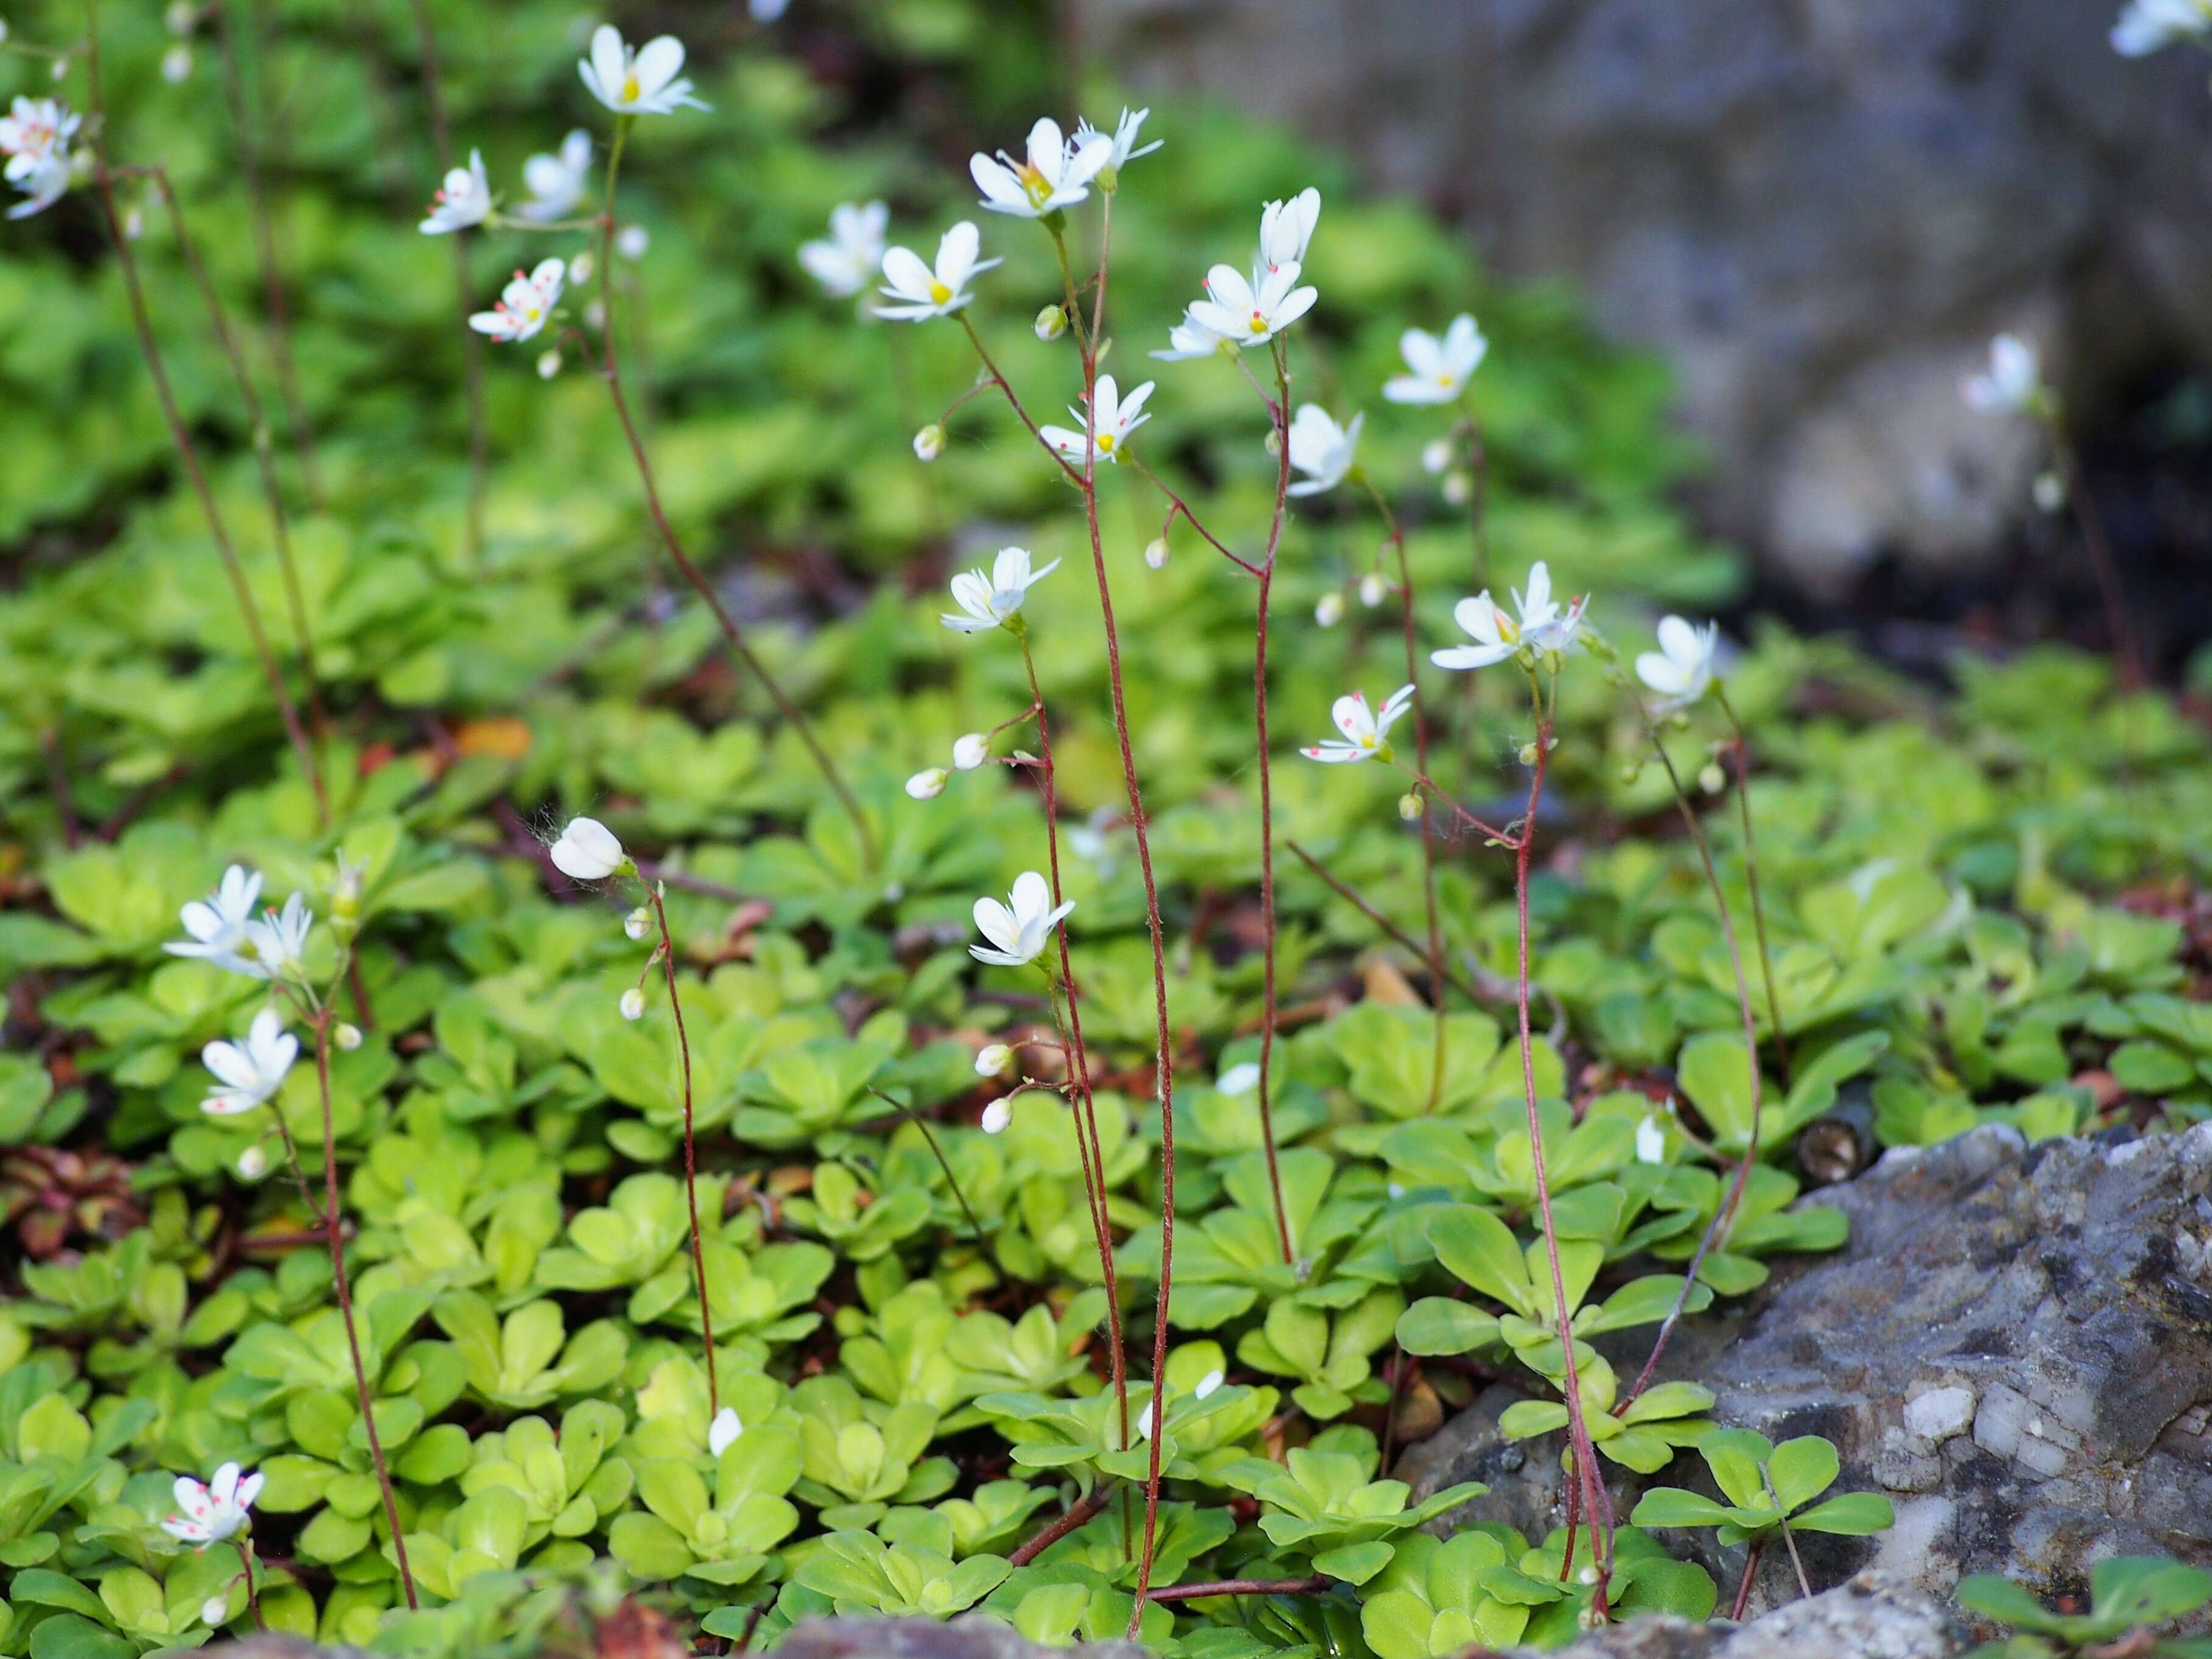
[1016,163,1052,206]
[1436,372,1454,387]
[928,280,952,304]
[1359,734,1377,748]
[1097,432,1116,452]
[622,71,641,102]
[1249,312,1268,334]
[1496,610,1519,642]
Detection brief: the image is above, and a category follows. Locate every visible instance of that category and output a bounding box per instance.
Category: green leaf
[1787,1491,1895,1535]
[1627,1488,1735,1530]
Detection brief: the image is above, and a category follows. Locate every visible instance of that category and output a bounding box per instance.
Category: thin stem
[1144,1577,1332,1604]
[406,0,484,558]
[1731,1538,1765,1622]
[1714,687,1787,1076]
[2048,423,2143,689]
[1400,765,1520,845]
[597,130,877,866]
[81,0,325,826]
[1284,840,1488,1005]
[647,886,719,1416]
[1511,674,1613,1609]
[866,1086,984,1242]
[309,1009,416,1608]
[1759,1467,1814,1600]
[958,315,1083,486]
[145,165,326,738]
[240,1537,264,1630]
[1129,459,1262,577]
[1252,342,1294,1264]
[212,0,321,506]
[1366,475,1449,1109]
[1010,1483,1114,1567]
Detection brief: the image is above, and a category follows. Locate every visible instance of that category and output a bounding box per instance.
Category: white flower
[970,116,1112,218]
[1315,592,1346,627]
[167,864,264,976]
[943,545,1060,632]
[1635,1116,1667,1166]
[1385,314,1488,404]
[162,1463,263,1546]
[0,96,79,219]
[1216,1062,1260,1096]
[875,221,997,321]
[1258,187,1320,274]
[952,733,989,771]
[914,423,945,461]
[976,1043,1014,1078]
[518,129,591,221]
[971,871,1074,968]
[1636,615,1722,710]
[906,767,949,800]
[550,815,628,881]
[1432,562,1587,670]
[1152,306,1234,362]
[419,148,490,235]
[1041,374,1154,465]
[619,988,646,1021]
[578,24,708,115]
[616,224,649,260]
[980,1097,1014,1133]
[1186,262,1317,348]
[236,1145,268,1180]
[708,1406,743,1458]
[1194,1368,1226,1400]
[1287,405,1362,496]
[470,258,566,343]
[799,200,888,298]
[201,1010,298,1118]
[1301,684,1415,764]
[2112,0,2212,53]
[1076,106,1161,181]
[243,892,314,981]
[1961,333,2043,415]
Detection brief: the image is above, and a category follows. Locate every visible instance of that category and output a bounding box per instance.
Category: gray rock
[1515,1570,1961,1658]
[1090,0,2212,590]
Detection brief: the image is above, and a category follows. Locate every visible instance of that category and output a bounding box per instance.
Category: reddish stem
[649,887,720,1416]
[1008,1483,1113,1566]
[1731,1538,1766,1621]
[1144,1576,1331,1604]
[406,0,484,557]
[1251,342,1295,1265]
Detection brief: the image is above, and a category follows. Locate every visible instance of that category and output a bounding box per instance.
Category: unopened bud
[1315,592,1345,628]
[1359,573,1387,608]
[333,1022,362,1052]
[52,55,69,80]
[905,767,948,801]
[1034,304,1068,342]
[952,733,988,771]
[568,252,595,285]
[1442,471,1474,507]
[913,423,944,462]
[0,20,11,43]
[1398,793,1422,822]
[625,905,651,941]
[237,1145,268,1180]
[202,1596,228,1629]
[161,42,192,82]
[1263,428,1282,458]
[619,987,646,1022]
[167,0,197,32]
[583,298,606,331]
[1518,741,1539,766]
[616,224,649,260]
[537,348,561,381]
[1144,537,1169,570]
[1421,437,1453,476]
[122,205,145,240]
[975,1043,1013,1078]
[2033,470,2066,512]
[1699,761,1727,795]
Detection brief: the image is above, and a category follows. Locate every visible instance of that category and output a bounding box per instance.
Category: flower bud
[1034,304,1068,341]
[52,54,67,80]
[619,987,646,1021]
[1263,428,1282,458]
[167,1,198,32]
[2033,470,2066,512]
[975,1043,1013,1078]
[1518,741,1539,766]
[569,252,595,285]
[905,767,949,800]
[237,1145,268,1180]
[332,854,364,922]
[1144,537,1169,570]
[537,348,561,381]
[1699,761,1728,795]
[624,905,652,941]
[1578,1564,1601,1587]
[1314,591,1346,628]
[616,224,649,260]
[1442,471,1474,507]
[202,1596,228,1629]
[333,1022,362,1052]
[913,423,945,462]
[1398,793,1422,822]
[951,733,988,771]
[583,298,607,331]
[1421,437,1453,476]
[161,42,192,81]
[0,20,12,43]
[122,205,145,241]
[980,1098,1013,1134]
[1359,572,1387,608]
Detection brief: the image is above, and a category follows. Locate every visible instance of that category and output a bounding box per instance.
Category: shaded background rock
[1087,0,2212,601]
[1403,1123,2212,1619]
[1512,1571,1961,1658]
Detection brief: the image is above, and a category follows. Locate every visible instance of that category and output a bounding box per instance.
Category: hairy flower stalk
[644,884,721,1416]
[406,0,486,557]
[594,122,878,867]
[80,1,326,826]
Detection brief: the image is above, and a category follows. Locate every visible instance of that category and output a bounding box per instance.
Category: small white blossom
[1422,437,1454,476]
[579,25,708,115]
[1385,314,1487,405]
[1194,1368,1225,1400]
[167,865,265,976]
[2112,0,2212,53]
[799,200,887,298]
[913,423,945,462]
[619,987,646,1022]
[875,221,997,321]
[971,871,1074,968]
[518,129,591,222]
[976,1043,1013,1078]
[1186,262,1316,348]
[244,893,313,981]
[1635,615,1721,710]
[1442,471,1474,507]
[1432,562,1587,670]
[1961,333,2043,415]
[0,96,79,218]
[952,733,989,771]
[1041,373,1154,464]
[550,816,628,881]
[1286,405,1362,496]
[1152,306,1235,362]
[1301,685,1415,764]
[537,349,562,379]
[470,259,566,343]
[163,1463,262,1546]
[420,148,490,235]
[1216,1062,1260,1096]
[1635,1116,1668,1166]
[570,251,595,285]
[708,1406,743,1458]
[1075,106,1160,183]
[201,1010,297,1117]
[1315,591,1346,627]
[907,767,949,800]
[970,116,1111,218]
[943,545,1059,632]
[161,43,193,83]
[1259,187,1321,274]
[616,224,649,260]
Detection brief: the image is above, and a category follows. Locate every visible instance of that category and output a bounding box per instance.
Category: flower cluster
[167,864,314,983]
[0,95,78,220]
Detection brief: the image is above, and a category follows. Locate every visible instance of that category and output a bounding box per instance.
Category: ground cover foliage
[4,2,2212,1655]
